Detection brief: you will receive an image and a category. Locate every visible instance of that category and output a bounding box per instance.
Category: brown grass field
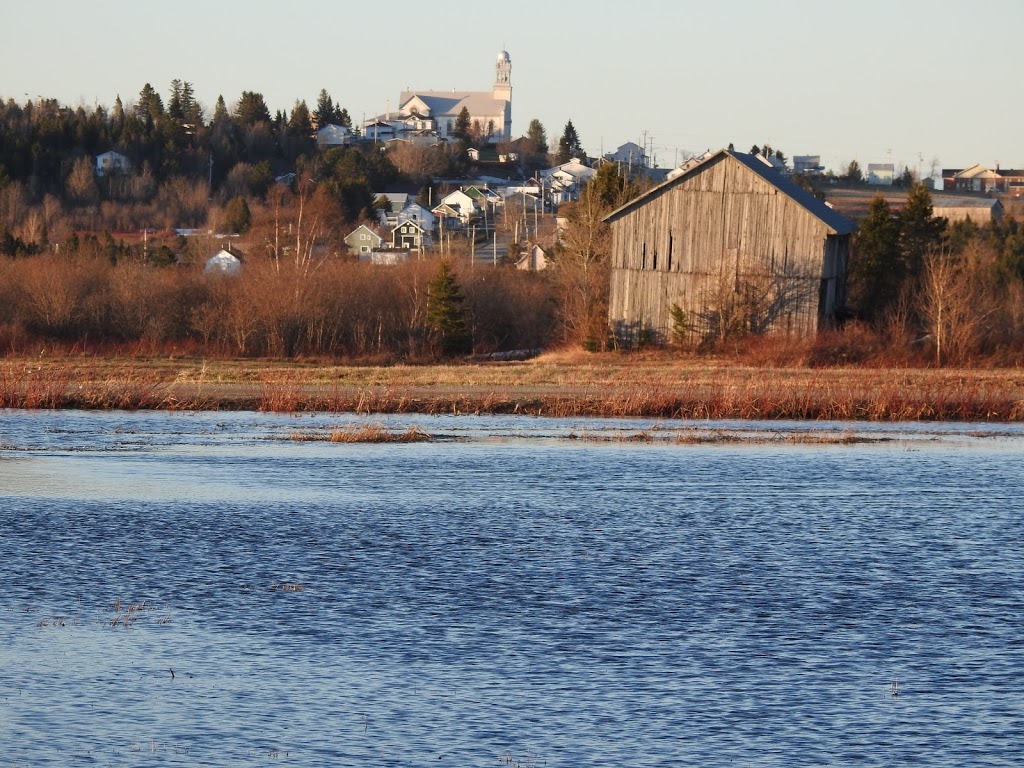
[3,350,1023,422]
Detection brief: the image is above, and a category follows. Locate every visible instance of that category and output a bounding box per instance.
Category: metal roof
[605,149,854,236]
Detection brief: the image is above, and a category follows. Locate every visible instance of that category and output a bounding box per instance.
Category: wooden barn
[605,149,854,345]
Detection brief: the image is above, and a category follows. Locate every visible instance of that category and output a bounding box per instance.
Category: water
[1,410,1023,766]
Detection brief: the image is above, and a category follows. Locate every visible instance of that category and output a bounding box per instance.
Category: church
[365,52,513,144]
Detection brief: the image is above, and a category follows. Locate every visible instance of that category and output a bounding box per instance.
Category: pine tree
[848,194,902,319]
[899,183,946,278]
[556,120,582,163]
[453,107,471,141]
[425,259,471,355]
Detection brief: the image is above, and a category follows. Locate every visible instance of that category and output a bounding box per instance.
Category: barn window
[652,249,658,270]
[668,234,673,271]
[642,242,647,270]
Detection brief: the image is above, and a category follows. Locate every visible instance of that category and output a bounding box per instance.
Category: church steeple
[494,50,511,103]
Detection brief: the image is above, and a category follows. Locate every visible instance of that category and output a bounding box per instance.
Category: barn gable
[605,149,853,345]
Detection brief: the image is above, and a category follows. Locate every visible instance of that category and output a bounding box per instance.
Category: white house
[436,189,480,223]
[96,150,131,177]
[204,246,242,275]
[604,142,647,168]
[867,163,895,186]
[396,202,436,232]
[316,124,352,148]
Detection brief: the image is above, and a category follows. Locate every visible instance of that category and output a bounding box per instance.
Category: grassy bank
[3,351,1024,422]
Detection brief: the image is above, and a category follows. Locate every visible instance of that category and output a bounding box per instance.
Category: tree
[452,107,472,142]
[135,83,164,126]
[589,161,637,209]
[223,195,251,234]
[550,182,612,348]
[235,91,271,127]
[312,89,343,129]
[425,259,471,355]
[556,120,582,164]
[526,118,548,156]
[848,194,902,319]
[898,183,946,279]
[844,160,863,184]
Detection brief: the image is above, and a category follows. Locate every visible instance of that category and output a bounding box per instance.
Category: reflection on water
[1,410,1023,766]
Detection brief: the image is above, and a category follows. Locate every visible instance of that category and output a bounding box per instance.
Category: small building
[933,197,1004,224]
[867,163,895,186]
[204,245,243,275]
[316,124,352,148]
[605,149,854,345]
[516,243,549,271]
[96,150,131,177]
[792,155,824,175]
[604,142,648,168]
[345,224,385,257]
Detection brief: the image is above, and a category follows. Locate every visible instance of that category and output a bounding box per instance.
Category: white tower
[494,50,512,103]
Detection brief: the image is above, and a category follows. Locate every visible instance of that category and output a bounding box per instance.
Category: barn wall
[608,155,847,344]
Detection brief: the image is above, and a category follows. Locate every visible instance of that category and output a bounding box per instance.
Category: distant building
[867,163,895,186]
[96,150,131,177]
[933,197,1004,224]
[204,246,242,275]
[344,224,385,258]
[793,155,824,175]
[604,142,647,168]
[364,51,512,144]
[316,124,352,148]
[942,164,1024,195]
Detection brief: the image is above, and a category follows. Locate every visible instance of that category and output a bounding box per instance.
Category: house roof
[604,149,854,236]
[933,197,1003,210]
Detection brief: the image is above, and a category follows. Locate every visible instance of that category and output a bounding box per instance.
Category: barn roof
[605,149,855,236]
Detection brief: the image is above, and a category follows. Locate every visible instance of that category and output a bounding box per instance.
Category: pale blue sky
[3,0,1020,175]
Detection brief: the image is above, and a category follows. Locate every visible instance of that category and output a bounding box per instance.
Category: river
[1,410,1022,766]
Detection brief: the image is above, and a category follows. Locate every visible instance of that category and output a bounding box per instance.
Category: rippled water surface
[1,410,1023,766]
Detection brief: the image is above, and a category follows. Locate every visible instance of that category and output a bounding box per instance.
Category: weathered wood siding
[608,154,850,343]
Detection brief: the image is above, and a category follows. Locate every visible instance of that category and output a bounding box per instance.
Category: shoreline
[3,354,1024,422]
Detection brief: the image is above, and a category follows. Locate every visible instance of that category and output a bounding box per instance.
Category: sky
[3,0,1021,177]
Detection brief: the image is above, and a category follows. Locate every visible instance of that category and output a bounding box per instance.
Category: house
[867,163,895,185]
[316,124,352,148]
[792,155,824,175]
[344,224,385,257]
[516,243,549,271]
[933,197,1004,224]
[604,142,648,168]
[384,51,513,144]
[396,202,435,232]
[204,245,243,275]
[436,189,480,223]
[605,149,854,345]
[942,164,1024,195]
[96,150,131,177]
[392,219,428,251]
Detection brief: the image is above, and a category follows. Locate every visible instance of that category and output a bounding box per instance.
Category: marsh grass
[4,355,1024,421]
[290,423,433,443]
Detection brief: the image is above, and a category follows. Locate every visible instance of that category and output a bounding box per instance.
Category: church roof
[399,91,504,118]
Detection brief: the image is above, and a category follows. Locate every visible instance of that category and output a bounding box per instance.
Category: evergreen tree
[425,259,471,355]
[288,100,313,137]
[452,107,472,141]
[338,107,352,130]
[235,91,271,127]
[844,160,863,184]
[848,194,902,319]
[898,183,946,278]
[556,120,582,163]
[527,119,547,152]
